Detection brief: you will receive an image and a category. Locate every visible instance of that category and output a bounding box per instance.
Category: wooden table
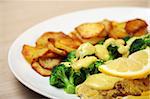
[1,0,150,99]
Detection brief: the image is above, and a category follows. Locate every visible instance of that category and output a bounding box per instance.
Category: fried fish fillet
[76,75,150,99]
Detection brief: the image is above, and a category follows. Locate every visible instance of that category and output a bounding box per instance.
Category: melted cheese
[72,56,97,70]
[84,73,123,90]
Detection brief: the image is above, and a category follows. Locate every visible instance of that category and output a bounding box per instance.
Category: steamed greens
[49,34,150,94]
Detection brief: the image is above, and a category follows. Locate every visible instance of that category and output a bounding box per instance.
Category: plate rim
[8,7,150,99]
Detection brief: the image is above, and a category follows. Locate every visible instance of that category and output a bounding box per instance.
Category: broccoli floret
[97,39,105,45]
[63,50,76,62]
[129,34,150,54]
[73,70,86,86]
[50,64,75,94]
[129,39,145,54]
[144,34,150,46]
[80,60,104,79]
[107,45,122,60]
[123,36,131,42]
[88,60,104,75]
[49,60,104,94]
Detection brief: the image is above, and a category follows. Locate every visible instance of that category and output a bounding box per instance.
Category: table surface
[1,0,150,99]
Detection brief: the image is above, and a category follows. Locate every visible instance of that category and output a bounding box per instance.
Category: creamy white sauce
[84,73,123,90]
[72,56,97,70]
[76,42,96,59]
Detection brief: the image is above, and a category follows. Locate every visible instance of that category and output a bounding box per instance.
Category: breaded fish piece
[76,75,150,99]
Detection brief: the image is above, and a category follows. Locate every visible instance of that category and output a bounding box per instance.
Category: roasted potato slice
[100,19,113,33]
[22,45,48,63]
[31,61,51,76]
[133,27,148,36]
[54,41,76,52]
[54,35,81,52]
[36,32,66,48]
[125,19,148,35]
[76,23,104,38]
[71,31,104,44]
[69,31,83,43]
[109,22,128,39]
[47,42,67,56]
[39,58,61,70]
[40,51,60,59]
[57,35,81,48]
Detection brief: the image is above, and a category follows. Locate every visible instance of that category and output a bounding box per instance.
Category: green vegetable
[123,36,131,45]
[123,36,131,42]
[129,34,150,54]
[144,34,150,46]
[63,50,76,62]
[97,39,105,45]
[87,60,104,75]
[49,60,104,94]
[50,64,76,94]
[107,45,122,60]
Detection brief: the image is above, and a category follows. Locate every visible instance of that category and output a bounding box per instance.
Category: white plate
[8,7,150,99]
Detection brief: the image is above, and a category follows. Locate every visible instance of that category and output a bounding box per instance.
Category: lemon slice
[99,48,150,79]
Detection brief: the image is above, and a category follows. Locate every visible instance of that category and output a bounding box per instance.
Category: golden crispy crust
[22,45,48,63]
[36,32,66,48]
[47,42,67,56]
[39,58,61,70]
[125,19,148,35]
[31,61,51,76]
[75,23,104,39]
[70,31,104,45]
[109,22,128,39]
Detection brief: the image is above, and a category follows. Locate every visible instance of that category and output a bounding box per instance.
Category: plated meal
[22,18,150,99]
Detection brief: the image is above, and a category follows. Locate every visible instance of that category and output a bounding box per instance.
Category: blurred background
[0,0,150,99]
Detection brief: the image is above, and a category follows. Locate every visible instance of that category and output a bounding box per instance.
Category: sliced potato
[54,41,76,52]
[100,19,113,33]
[109,22,128,38]
[68,32,83,47]
[71,31,103,44]
[22,45,48,63]
[40,51,60,59]
[133,27,148,36]
[39,58,61,69]
[36,32,66,48]
[125,19,148,35]
[82,37,104,45]
[56,35,81,49]
[97,30,107,38]
[54,35,81,52]
[69,31,83,43]
[47,42,67,56]
[76,23,104,38]
[31,61,51,76]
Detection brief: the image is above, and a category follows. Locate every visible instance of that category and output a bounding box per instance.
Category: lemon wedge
[99,48,150,79]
